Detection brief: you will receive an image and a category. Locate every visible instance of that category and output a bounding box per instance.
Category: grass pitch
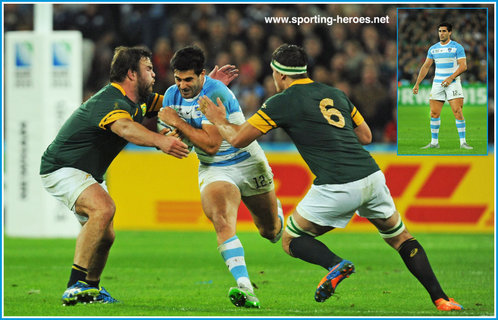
[397,105,488,155]
[3,231,494,317]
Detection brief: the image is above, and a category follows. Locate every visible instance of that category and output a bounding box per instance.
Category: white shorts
[430,79,464,101]
[198,152,274,197]
[40,167,107,223]
[296,170,396,228]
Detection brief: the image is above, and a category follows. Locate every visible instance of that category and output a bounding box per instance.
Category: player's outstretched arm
[198,96,262,148]
[110,118,189,158]
[208,65,239,86]
[413,58,433,94]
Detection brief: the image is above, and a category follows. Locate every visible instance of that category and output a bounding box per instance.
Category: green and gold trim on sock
[379,217,405,239]
[285,215,317,238]
[72,264,88,274]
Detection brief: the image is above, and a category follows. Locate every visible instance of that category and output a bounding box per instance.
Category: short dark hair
[109,46,152,83]
[170,45,205,75]
[271,44,308,79]
[438,22,453,32]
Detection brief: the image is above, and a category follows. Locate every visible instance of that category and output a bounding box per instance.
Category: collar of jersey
[289,78,314,87]
[111,82,126,96]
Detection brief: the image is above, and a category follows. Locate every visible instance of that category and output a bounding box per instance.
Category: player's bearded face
[175,70,205,99]
[137,58,155,101]
[137,73,154,101]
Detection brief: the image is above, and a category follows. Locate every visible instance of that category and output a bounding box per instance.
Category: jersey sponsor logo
[431,47,457,54]
[140,103,146,116]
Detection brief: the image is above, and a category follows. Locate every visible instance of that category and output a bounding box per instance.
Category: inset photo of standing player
[397,8,488,155]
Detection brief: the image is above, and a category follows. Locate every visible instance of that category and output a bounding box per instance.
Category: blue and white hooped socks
[218,235,253,291]
[455,119,467,145]
[430,117,441,145]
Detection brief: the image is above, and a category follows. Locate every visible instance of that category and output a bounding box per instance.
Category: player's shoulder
[203,76,237,102]
[451,40,465,49]
[204,76,229,93]
[307,81,346,98]
[165,83,179,97]
[92,84,129,106]
[429,42,441,50]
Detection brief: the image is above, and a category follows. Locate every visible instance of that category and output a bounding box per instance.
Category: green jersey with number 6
[247,78,379,185]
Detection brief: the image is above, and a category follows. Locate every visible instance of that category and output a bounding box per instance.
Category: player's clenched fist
[412,84,419,95]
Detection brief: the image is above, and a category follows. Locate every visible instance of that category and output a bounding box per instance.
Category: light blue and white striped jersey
[162,76,261,166]
[427,40,466,84]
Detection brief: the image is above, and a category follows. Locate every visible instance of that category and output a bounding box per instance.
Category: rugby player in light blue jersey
[158,46,283,309]
[413,22,472,149]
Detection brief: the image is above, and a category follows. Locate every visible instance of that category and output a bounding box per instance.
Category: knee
[430,110,440,118]
[90,203,116,228]
[258,224,279,241]
[281,232,293,256]
[210,213,235,235]
[453,110,464,120]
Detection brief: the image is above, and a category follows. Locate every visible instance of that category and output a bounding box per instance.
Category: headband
[270,59,307,75]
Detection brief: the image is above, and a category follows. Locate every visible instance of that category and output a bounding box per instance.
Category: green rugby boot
[228,286,260,308]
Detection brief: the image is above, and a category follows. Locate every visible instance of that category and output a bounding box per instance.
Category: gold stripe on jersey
[148,94,164,112]
[111,82,126,96]
[288,78,314,87]
[99,110,133,129]
[351,107,364,126]
[247,110,277,134]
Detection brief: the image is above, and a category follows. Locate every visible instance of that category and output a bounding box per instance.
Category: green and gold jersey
[248,78,379,185]
[40,83,163,183]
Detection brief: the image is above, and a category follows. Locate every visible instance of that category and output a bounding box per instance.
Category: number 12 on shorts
[253,175,272,189]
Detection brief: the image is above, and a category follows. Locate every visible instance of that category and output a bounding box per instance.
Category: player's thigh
[242,189,278,227]
[40,167,112,223]
[429,99,445,117]
[295,183,361,229]
[74,182,116,220]
[289,208,333,237]
[357,171,396,220]
[200,180,241,225]
[448,97,464,119]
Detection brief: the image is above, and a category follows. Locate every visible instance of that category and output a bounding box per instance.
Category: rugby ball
[157,120,194,152]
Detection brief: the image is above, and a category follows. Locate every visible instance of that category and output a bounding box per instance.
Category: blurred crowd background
[4,3,494,143]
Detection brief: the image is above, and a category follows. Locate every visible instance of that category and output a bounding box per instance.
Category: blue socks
[218,235,253,291]
[455,119,467,145]
[430,117,440,145]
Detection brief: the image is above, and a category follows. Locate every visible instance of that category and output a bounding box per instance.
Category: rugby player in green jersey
[199,44,462,311]
[40,46,205,306]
